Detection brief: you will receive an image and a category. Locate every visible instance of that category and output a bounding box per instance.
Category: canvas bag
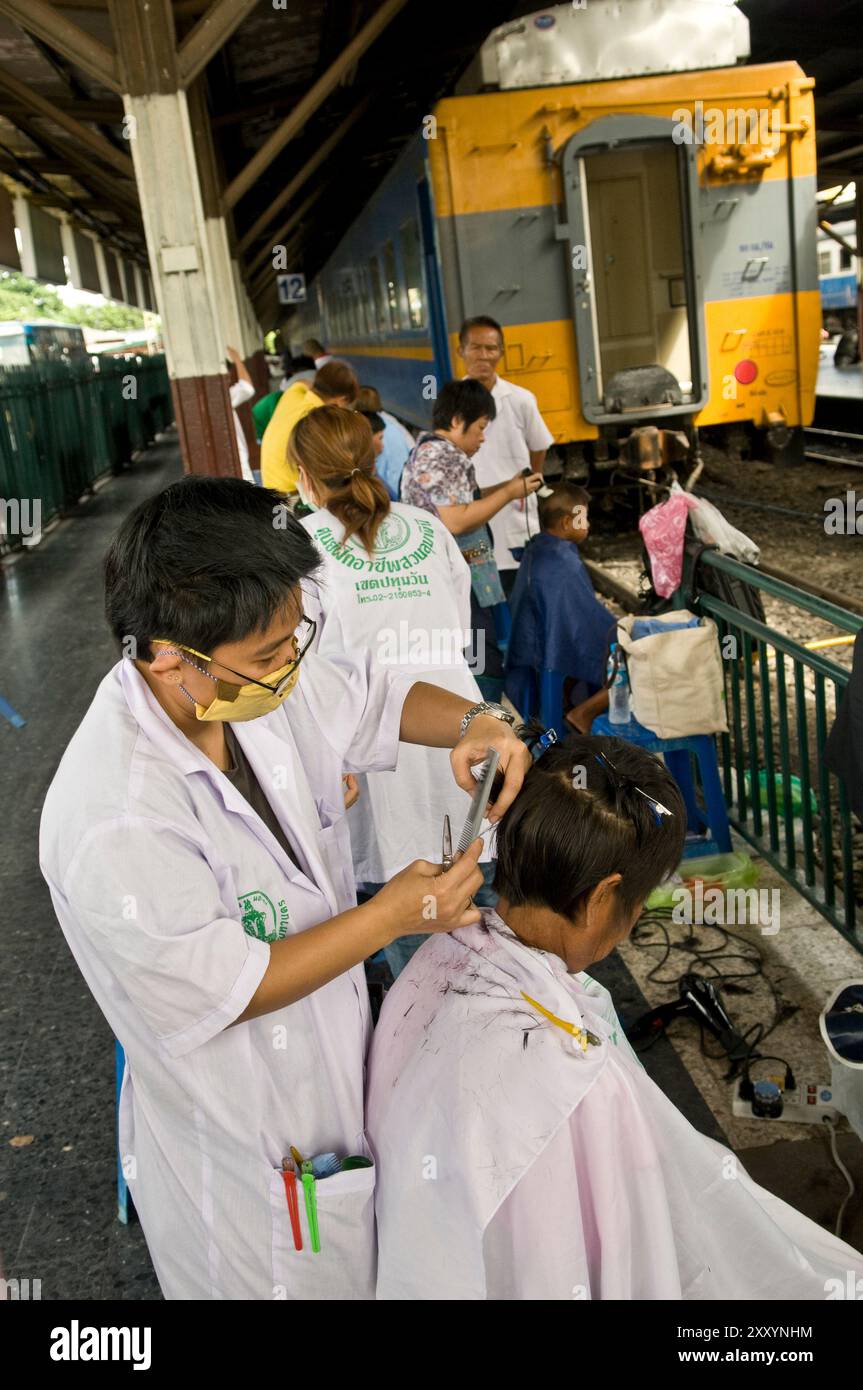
[617,609,728,738]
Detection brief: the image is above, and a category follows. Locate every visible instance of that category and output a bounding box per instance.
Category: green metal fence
[690,550,863,950]
[0,354,173,552]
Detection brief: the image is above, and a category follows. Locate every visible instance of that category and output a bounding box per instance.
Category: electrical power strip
[731,1080,840,1125]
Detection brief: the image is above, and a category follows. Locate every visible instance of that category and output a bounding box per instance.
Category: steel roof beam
[0,0,121,92]
[222,0,408,211]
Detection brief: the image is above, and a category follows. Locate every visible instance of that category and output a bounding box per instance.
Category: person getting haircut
[505,482,615,717]
[367,729,863,1301]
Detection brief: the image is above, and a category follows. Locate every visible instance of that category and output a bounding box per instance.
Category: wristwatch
[459,701,516,741]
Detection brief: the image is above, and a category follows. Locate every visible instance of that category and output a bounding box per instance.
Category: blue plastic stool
[591,712,732,857]
[115,1039,130,1224]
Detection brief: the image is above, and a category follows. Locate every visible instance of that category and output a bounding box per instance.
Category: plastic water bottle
[607,642,631,725]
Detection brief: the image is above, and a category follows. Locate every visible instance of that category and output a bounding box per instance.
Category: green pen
[301,1161,321,1253]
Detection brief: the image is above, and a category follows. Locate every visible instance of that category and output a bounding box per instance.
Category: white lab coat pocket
[315,797,357,913]
[270,1161,377,1301]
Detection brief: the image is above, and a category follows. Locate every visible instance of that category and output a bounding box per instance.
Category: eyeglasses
[593,750,674,828]
[160,615,317,694]
[226,614,317,693]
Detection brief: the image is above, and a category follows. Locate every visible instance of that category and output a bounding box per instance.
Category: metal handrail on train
[689,548,862,948]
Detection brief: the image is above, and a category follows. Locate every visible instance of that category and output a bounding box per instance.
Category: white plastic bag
[682,485,760,566]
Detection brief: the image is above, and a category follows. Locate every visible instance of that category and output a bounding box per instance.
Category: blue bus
[0,320,89,367]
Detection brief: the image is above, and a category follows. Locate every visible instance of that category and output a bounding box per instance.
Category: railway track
[584,555,863,623]
[803,426,863,469]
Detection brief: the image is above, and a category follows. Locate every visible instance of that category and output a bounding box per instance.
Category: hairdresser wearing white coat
[293,406,497,978]
[39,475,530,1301]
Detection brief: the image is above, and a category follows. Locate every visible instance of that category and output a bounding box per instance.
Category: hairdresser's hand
[506,471,543,501]
[342,773,360,810]
[371,839,484,939]
[451,716,531,823]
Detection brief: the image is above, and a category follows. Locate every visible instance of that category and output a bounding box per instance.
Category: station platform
[817,341,863,401]
[1,441,861,1298]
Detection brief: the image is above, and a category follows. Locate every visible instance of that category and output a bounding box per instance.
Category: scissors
[441,814,454,872]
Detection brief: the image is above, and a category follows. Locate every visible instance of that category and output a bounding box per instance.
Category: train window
[818,248,833,276]
[840,247,852,270]
[399,218,425,328]
[383,240,401,332]
[368,255,386,333]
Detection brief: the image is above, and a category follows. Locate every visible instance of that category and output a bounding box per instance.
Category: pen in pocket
[280,1158,303,1251]
[301,1162,321,1253]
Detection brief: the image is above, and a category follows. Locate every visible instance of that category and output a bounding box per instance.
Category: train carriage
[290,1,820,480]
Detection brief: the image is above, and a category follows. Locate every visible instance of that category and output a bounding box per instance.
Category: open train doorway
[561,116,708,429]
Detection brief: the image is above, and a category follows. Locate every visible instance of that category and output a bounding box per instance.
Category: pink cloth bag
[639,492,698,598]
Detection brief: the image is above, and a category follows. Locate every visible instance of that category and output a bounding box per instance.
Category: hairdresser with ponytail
[290,406,495,978]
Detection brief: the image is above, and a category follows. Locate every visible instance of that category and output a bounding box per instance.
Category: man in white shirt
[460,315,554,597]
[301,337,332,368]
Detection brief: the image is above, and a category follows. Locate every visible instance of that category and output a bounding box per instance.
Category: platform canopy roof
[0,0,858,329]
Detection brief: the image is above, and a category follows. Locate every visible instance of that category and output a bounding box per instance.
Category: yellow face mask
[151,636,307,723]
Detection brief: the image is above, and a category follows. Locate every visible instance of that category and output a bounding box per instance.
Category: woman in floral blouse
[401,379,543,701]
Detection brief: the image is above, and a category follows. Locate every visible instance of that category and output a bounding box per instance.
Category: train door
[560,116,708,424]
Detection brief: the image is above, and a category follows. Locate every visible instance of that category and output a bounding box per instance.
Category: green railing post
[0,354,172,555]
[691,547,862,949]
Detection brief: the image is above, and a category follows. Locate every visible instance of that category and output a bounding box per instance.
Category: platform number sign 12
[277,273,306,305]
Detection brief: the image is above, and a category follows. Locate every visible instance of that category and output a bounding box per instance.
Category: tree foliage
[0,271,147,330]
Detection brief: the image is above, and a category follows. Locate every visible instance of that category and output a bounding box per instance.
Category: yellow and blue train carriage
[291,9,819,473]
[289,144,445,425]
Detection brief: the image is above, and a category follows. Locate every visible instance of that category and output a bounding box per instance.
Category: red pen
[281,1159,303,1250]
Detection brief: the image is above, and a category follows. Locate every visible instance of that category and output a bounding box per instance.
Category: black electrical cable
[627,908,795,1082]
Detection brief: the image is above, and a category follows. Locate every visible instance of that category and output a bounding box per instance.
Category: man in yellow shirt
[261,359,359,492]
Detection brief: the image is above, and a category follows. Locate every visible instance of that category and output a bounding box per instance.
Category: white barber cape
[40,651,415,1300]
[367,910,863,1300]
[468,375,554,572]
[302,502,487,883]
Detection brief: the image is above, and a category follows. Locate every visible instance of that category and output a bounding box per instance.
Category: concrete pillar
[59,215,80,288]
[233,256,270,395]
[186,77,260,467]
[93,237,112,300]
[12,193,36,278]
[108,0,240,478]
[133,263,146,314]
[121,88,239,477]
[204,215,245,351]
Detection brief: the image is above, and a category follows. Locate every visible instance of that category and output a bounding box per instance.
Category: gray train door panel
[558,116,708,424]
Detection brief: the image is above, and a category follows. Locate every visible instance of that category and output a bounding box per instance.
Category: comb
[456,748,501,854]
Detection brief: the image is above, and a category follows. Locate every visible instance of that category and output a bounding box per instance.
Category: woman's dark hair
[356,384,382,412]
[493,728,685,916]
[432,378,496,431]
[288,405,391,554]
[313,358,358,403]
[104,475,320,662]
[361,410,385,434]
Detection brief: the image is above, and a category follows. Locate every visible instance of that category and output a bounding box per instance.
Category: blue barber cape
[505,533,616,700]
